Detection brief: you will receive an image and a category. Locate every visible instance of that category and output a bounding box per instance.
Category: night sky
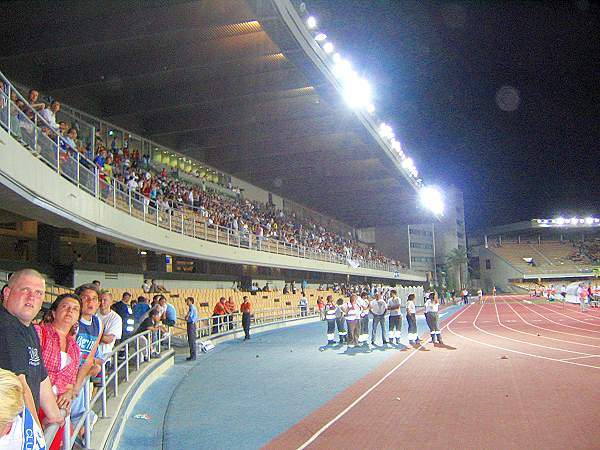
[306,0,599,231]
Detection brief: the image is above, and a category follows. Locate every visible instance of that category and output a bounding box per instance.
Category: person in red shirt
[224,297,237,330]
[212,297,227,334]
[240,296,252,340]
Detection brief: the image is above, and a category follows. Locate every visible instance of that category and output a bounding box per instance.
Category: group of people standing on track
[323,290,443,348]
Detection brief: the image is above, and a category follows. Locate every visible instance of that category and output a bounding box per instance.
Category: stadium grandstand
[469,218,600,297]
[2,2,598,450]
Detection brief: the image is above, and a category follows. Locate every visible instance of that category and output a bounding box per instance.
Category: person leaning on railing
[212,297,227,334]
[136,309,166,359]
[35,294,83,450]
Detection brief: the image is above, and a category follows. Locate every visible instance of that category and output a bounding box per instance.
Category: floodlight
[366,103,375,113]
[420,186,444,216]
[315,33,327,41]
[307,16,317,29]
[323,42,334,53]
[379,122,394,140]
[402,157,413,169]
[556,217,565,225]
[391,139,401,152]
[585,217,594,225]
[342,77,371,109]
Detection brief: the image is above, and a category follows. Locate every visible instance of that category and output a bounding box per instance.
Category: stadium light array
[302,3,427,185]
[540,216,600,226]
[419,186,444,216]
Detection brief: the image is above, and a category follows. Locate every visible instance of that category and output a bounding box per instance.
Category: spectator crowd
[1,80,401,270]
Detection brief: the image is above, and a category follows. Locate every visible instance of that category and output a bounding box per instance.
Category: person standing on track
[370,293,388,345]
[343,295,361,348]
[406,293,418,345]
[492,286,497,298]
[387,290,402,344]
[324,295,338,345]
[424,292,442,344]
[240,296,252,340]
[358,292,370,346]
[577,284,587,312]
[335,298,347,344]
[477,288,483,303]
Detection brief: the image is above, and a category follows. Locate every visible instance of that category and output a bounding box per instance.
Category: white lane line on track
[537,304,600,328]
[500,300,600,349]
[296,306,473,450]
[477,302,600,357]
[494,300,600,352]
[560,355,600,362]
[517,303,600,337]
[446,303,600,371]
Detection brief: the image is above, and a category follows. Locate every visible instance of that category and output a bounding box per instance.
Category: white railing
[0,70,413,275]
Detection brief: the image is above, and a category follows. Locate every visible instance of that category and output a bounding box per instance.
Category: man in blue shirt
[185,297,198,361]
[132,296,151,326]
[159,297,177,327]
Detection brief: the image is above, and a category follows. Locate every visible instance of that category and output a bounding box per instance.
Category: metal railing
[179,305,318,339]
[50,329,173,450]
[0,70,412,276]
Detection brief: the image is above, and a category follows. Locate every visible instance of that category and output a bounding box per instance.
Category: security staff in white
[424,292,443,344]
[387,290,402,344]
[324,295,338,345]
[370,293,388,345]
[357,292,370,346]
[335,298,347,344]
[406,293,418,344]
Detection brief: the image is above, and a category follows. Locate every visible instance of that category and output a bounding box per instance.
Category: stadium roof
[0,0,437,228]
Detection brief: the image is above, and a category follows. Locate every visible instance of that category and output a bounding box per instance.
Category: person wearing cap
[424,292,443,344]
[324,295,338,345]
[387,289,402,345]
[357,292,370,346]
[335,298,347,344]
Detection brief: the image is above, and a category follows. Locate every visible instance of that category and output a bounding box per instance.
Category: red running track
[265,296,600,450]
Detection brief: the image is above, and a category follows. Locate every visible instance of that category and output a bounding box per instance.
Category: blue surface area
[118,305,461,450]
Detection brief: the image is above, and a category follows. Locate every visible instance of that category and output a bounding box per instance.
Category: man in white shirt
[387,290,402,344]
[96,291,123,360]
[370,293,388,345]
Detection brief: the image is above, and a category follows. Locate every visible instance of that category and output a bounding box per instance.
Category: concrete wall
[478,247,523,292]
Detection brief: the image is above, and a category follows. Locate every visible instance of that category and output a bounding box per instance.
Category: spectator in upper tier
[0,368,47,449]
[27,89,45,111]
[151,279,168,293]
[0,269,63,429]
[39,100,60,131]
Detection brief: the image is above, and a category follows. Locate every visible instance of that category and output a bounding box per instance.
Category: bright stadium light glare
[315,33,327,41]
[323,42,334,53]
[332,52,342,63]
[307,16,317,29]
[366,103,375,114]
[556,217,565,225]
[342,77,372,109]
[402,157,413,169]
[379,122,394,140]
[420,186,444,216]
[391,139,401,152]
